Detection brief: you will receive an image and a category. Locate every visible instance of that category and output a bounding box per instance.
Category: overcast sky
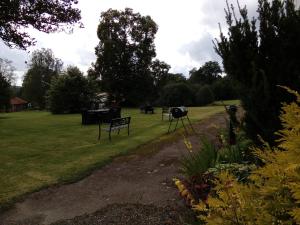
[0,0,258,86]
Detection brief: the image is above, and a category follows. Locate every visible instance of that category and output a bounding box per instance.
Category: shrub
[47,66,94,114]
[180,138,218,178]
[212,77,238,100]
[194,88,300,224]
[159,82,194,106]
[195,85,214,106]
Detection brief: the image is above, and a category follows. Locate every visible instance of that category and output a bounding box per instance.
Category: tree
[22,48,63,109]
[93,8,158,106]
[0,0,81,49]
[195,85,215,106]
[215,0,300,144]
[189,61,222,85]
[47,66,93,114]
[159,82,195,106]
[150,59,171,99]
[0,58,15,110]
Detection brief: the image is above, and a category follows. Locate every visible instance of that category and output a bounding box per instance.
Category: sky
[0,0,258,86]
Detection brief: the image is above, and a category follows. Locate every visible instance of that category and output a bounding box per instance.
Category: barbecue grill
[168,107,195,133]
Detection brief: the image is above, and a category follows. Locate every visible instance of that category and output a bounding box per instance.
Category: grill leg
[181,117,188,134]
[118,129,120,135]
[174,118,179,131]
[109,128,112,141]
[186,115,196,134]
[168,119,173,133]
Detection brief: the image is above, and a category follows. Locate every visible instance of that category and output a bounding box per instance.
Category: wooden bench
[98,117,131,141]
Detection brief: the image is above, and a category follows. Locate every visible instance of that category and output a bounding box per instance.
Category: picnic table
[81,107,121,125]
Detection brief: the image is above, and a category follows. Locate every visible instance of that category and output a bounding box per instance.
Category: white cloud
[0,0,260,85]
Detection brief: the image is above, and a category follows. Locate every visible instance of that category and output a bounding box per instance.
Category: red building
[10,97,28,112]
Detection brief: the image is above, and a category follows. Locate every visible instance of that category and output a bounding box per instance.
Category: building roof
[10,97,28,105]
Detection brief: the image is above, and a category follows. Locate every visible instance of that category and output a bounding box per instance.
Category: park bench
[140,105,154,114]
[98,117,131,141]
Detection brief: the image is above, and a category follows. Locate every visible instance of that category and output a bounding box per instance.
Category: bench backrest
[110,117,131,128]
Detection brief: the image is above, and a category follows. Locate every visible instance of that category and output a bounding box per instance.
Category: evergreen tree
[215,0,300,144]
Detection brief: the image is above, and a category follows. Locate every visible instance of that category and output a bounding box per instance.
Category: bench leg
[109,129,112,141]
[118,129,120,135]
[98,122,101,140]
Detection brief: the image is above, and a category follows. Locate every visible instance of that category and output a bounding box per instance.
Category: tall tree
[0,0,82,49]
[93,8,158,106]
[22,48,63,109]
[0,58,15,109]
[215,0,300,144]
[0,58,15,110]
[189,61,222,85]
[150,59,171,99]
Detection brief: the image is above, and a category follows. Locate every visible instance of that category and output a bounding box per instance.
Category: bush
[159,82,194,106]
[193,88,300,224]
[212,77,238,100]
[195,85,214,106]
[47,66,93,114]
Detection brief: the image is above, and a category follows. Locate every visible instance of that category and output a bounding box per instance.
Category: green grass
[0,102,233,208]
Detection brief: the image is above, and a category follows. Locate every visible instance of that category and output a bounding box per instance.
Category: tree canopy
[215,0,300,144]
[22,48,63,109]
[0,0,82,49]
[93,8,158,106]
[189,61,222,85]
[47,66,93,114]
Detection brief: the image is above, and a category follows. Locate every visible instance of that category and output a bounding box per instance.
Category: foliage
[215,0,300,145]
[189,61,222,85]
[47,66,94,114]
[180,138,218,179]
[22,48,63,109]
[150,59,171,100]
[0,58,15,110]
[212,76,238,100]
[0,105,226,208]
[195,85,215,106]
[194,88,300,224]
[93,8,158,106]
[159,82,194,106]
[0,0,82,49]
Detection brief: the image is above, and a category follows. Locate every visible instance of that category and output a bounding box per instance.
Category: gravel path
[0,113,226,225]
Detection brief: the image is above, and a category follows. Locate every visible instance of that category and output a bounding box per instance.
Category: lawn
[0,101,238,208]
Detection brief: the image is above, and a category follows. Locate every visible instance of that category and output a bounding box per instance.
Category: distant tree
[212,76,238,100]
[195,85,215,106]
[0,0,82,49]
[159,82,194,106]
[47,66,93,114]
[215,0,300,144]
[189,61,222,85]
[150,59,171,99]
[0,58,15,110]
[93,8,158,106]
[22,48,63,109]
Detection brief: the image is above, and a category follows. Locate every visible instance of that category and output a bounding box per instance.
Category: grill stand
[167,115,196,134]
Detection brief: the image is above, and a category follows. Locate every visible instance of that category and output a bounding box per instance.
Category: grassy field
[0,101,238,208]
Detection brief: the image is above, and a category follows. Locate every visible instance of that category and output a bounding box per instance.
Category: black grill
[170,107,188,118]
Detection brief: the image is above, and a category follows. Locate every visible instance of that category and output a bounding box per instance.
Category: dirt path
[0,113,227,225]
